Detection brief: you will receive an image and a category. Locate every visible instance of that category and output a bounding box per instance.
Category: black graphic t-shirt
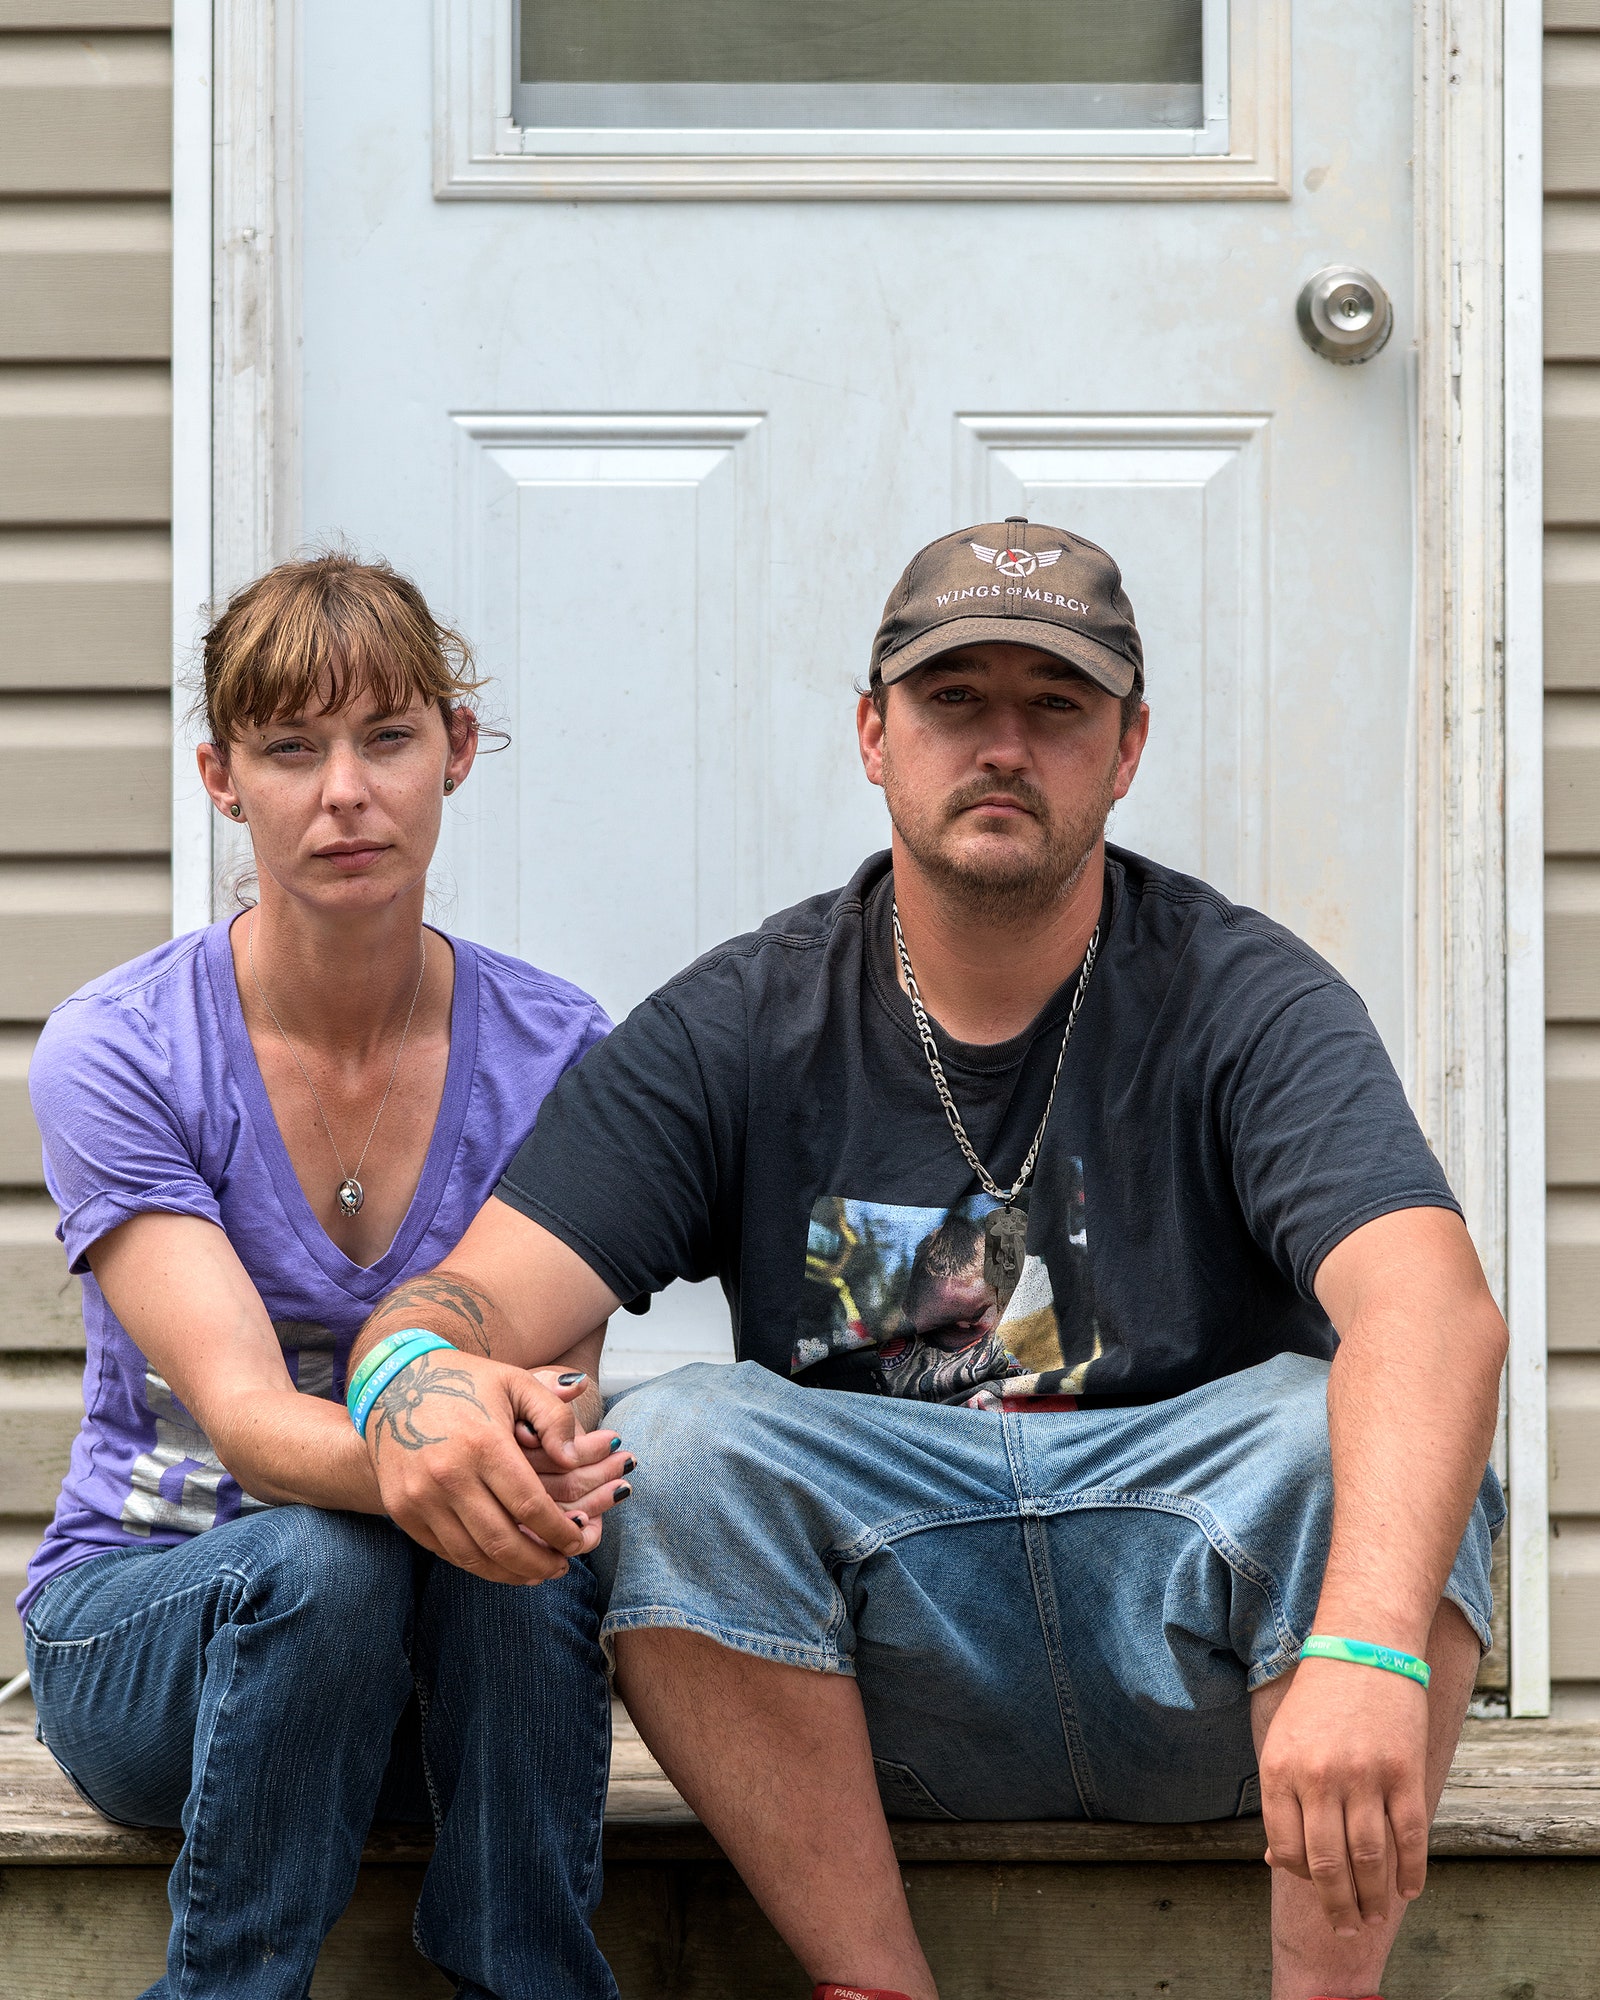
[497,849,1460,1408]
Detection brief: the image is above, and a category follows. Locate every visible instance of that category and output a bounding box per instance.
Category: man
[351,519,1506,2000]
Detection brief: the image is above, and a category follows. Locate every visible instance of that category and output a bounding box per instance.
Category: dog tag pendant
[983,1204,1028,1297]
[336,1177,365,1218]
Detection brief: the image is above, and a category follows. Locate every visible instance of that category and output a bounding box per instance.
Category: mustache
[942,776,1052,824]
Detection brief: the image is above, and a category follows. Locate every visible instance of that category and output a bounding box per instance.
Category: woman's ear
[444,706,479,796]
[196,741,244,821]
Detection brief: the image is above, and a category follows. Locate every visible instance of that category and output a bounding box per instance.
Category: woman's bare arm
[86,1211,382,1512]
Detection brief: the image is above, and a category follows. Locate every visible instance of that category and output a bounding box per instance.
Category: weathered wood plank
[2,1855,1599,2000]
[0,204,169,361]
[0,369,170,526]
[0,695,170,855]
[0,34,170,198]
[1549,1191,1600,1351]
[0,862,170,1018]
[0,529,171,691]
[1545,529,1600,691]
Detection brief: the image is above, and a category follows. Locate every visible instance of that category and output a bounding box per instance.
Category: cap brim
[878,616,1139,700]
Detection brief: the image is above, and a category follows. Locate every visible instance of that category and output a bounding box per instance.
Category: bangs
[202,552,482,747]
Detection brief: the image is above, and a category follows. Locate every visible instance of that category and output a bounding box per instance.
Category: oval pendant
[336,1177,365,1217]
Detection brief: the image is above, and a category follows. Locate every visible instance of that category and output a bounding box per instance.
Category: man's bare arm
[350,1196,630,1584]
[1257,1205,1507,1933]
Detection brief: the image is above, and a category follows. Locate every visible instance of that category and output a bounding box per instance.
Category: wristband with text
[1299,1633,1431,1689]
[347,1328,446,1412]
[349,1333,457,1438]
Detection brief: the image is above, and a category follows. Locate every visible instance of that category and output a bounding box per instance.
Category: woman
[21,553,629,2000]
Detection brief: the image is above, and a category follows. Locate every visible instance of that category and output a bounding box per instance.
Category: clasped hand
[364,1348,630,1585]
[1258,1655,1432,1935]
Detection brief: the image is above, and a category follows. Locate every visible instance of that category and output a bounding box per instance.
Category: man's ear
[1112,701,1151,803]
[857,690,887,790]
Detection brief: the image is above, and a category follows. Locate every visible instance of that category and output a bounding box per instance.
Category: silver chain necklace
[247,915,427,1220]
[892,899,1099,1292]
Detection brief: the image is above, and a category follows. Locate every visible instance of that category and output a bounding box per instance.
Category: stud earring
[229,803,242,818]
[444,778,456,794]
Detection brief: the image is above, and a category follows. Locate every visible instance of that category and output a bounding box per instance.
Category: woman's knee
[231,1505,415,1638]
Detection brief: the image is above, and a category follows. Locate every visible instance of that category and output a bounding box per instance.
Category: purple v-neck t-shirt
[20,918,609,1619]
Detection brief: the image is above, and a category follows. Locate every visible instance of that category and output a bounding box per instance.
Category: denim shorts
[595,1351,1503,1825]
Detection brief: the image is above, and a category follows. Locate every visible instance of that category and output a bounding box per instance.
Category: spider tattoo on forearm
[370,1357,490,1453]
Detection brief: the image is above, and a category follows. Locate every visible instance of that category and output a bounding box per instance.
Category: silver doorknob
[1296,266,1393,364]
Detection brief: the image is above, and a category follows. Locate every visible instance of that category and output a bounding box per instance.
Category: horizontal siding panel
[1545,530,1600,689]
[1547,204,1600,359]
[1549,1356,1600,1511]
[0,1026,41,1185]
[1548,1025,1600,1184]
[1548,33,1600,196]
[0,201,169,360]
[1551,1192,1600,1351]
[0,366,169,525]
[0,528,169,690]
[1551,1517,1600,1684]
[1547,860,1600,1017]
[0,33,170,197]
[0,1195,80,1351]
[0,4,170,23]
[0,860,168,1017]
[0,1355,85,1514]
[0,1521,42,1675]
[0,693,169,856]
[1545,368,1600,524]
[1547,694,1600,852]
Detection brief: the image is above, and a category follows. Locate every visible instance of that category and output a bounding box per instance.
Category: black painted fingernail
[613,1483,632,1502]
[557,1372,586,1386]
[621,1456,637,1475]
[568,1513,587,1528]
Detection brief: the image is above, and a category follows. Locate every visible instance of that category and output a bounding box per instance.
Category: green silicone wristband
[1300,1634,1431,1689]
[347,1329,440,1412]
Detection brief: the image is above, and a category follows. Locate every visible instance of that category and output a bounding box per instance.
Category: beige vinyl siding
[1547,4,1600,1712]
[0,6,171,1672]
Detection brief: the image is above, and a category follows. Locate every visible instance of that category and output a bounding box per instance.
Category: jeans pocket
[874,1757,959,1821]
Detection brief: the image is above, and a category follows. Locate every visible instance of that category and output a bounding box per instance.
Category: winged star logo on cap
[970,542,1063,580]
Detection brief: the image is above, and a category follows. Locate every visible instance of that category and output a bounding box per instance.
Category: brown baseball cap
[870,516,1144,699]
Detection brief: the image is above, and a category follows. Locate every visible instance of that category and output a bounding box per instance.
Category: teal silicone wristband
[349,1334,456,1438]
[347,1328,440,1412]
[1300,1634,1431,1689]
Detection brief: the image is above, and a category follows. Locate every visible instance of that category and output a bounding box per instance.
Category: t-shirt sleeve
[1221,975,1460,1297]
[494,989,736,1304]
[29,999,224,1274]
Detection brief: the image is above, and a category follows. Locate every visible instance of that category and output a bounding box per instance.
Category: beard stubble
[881,736,1121,923]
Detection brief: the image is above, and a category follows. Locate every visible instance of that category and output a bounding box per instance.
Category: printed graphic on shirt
[793,1167,1105,1407]
[120,1370,268,1538]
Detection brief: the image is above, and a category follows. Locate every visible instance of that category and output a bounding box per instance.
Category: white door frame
[170,0,1551,1712]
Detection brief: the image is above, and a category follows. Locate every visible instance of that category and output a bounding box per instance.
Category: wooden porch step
[2,1708,1598,1997]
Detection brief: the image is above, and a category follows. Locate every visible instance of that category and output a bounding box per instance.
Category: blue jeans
[594,1352,1503,1825]
[25,1506,617,2000]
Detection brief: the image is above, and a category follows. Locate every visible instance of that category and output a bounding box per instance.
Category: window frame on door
[433,0,1291,199]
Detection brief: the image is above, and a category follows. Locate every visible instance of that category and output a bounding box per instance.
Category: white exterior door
[294,0,1415,1381]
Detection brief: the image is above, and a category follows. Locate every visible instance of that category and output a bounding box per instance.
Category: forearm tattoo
[370,1354,490,1454]
[360,1272,495,1357]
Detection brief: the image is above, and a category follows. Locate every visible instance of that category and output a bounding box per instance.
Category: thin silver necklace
[891,898,1099,1219]
[247,915,427,1220]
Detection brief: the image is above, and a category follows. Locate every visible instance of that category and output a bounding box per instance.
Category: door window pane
[515,0,1204,131]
